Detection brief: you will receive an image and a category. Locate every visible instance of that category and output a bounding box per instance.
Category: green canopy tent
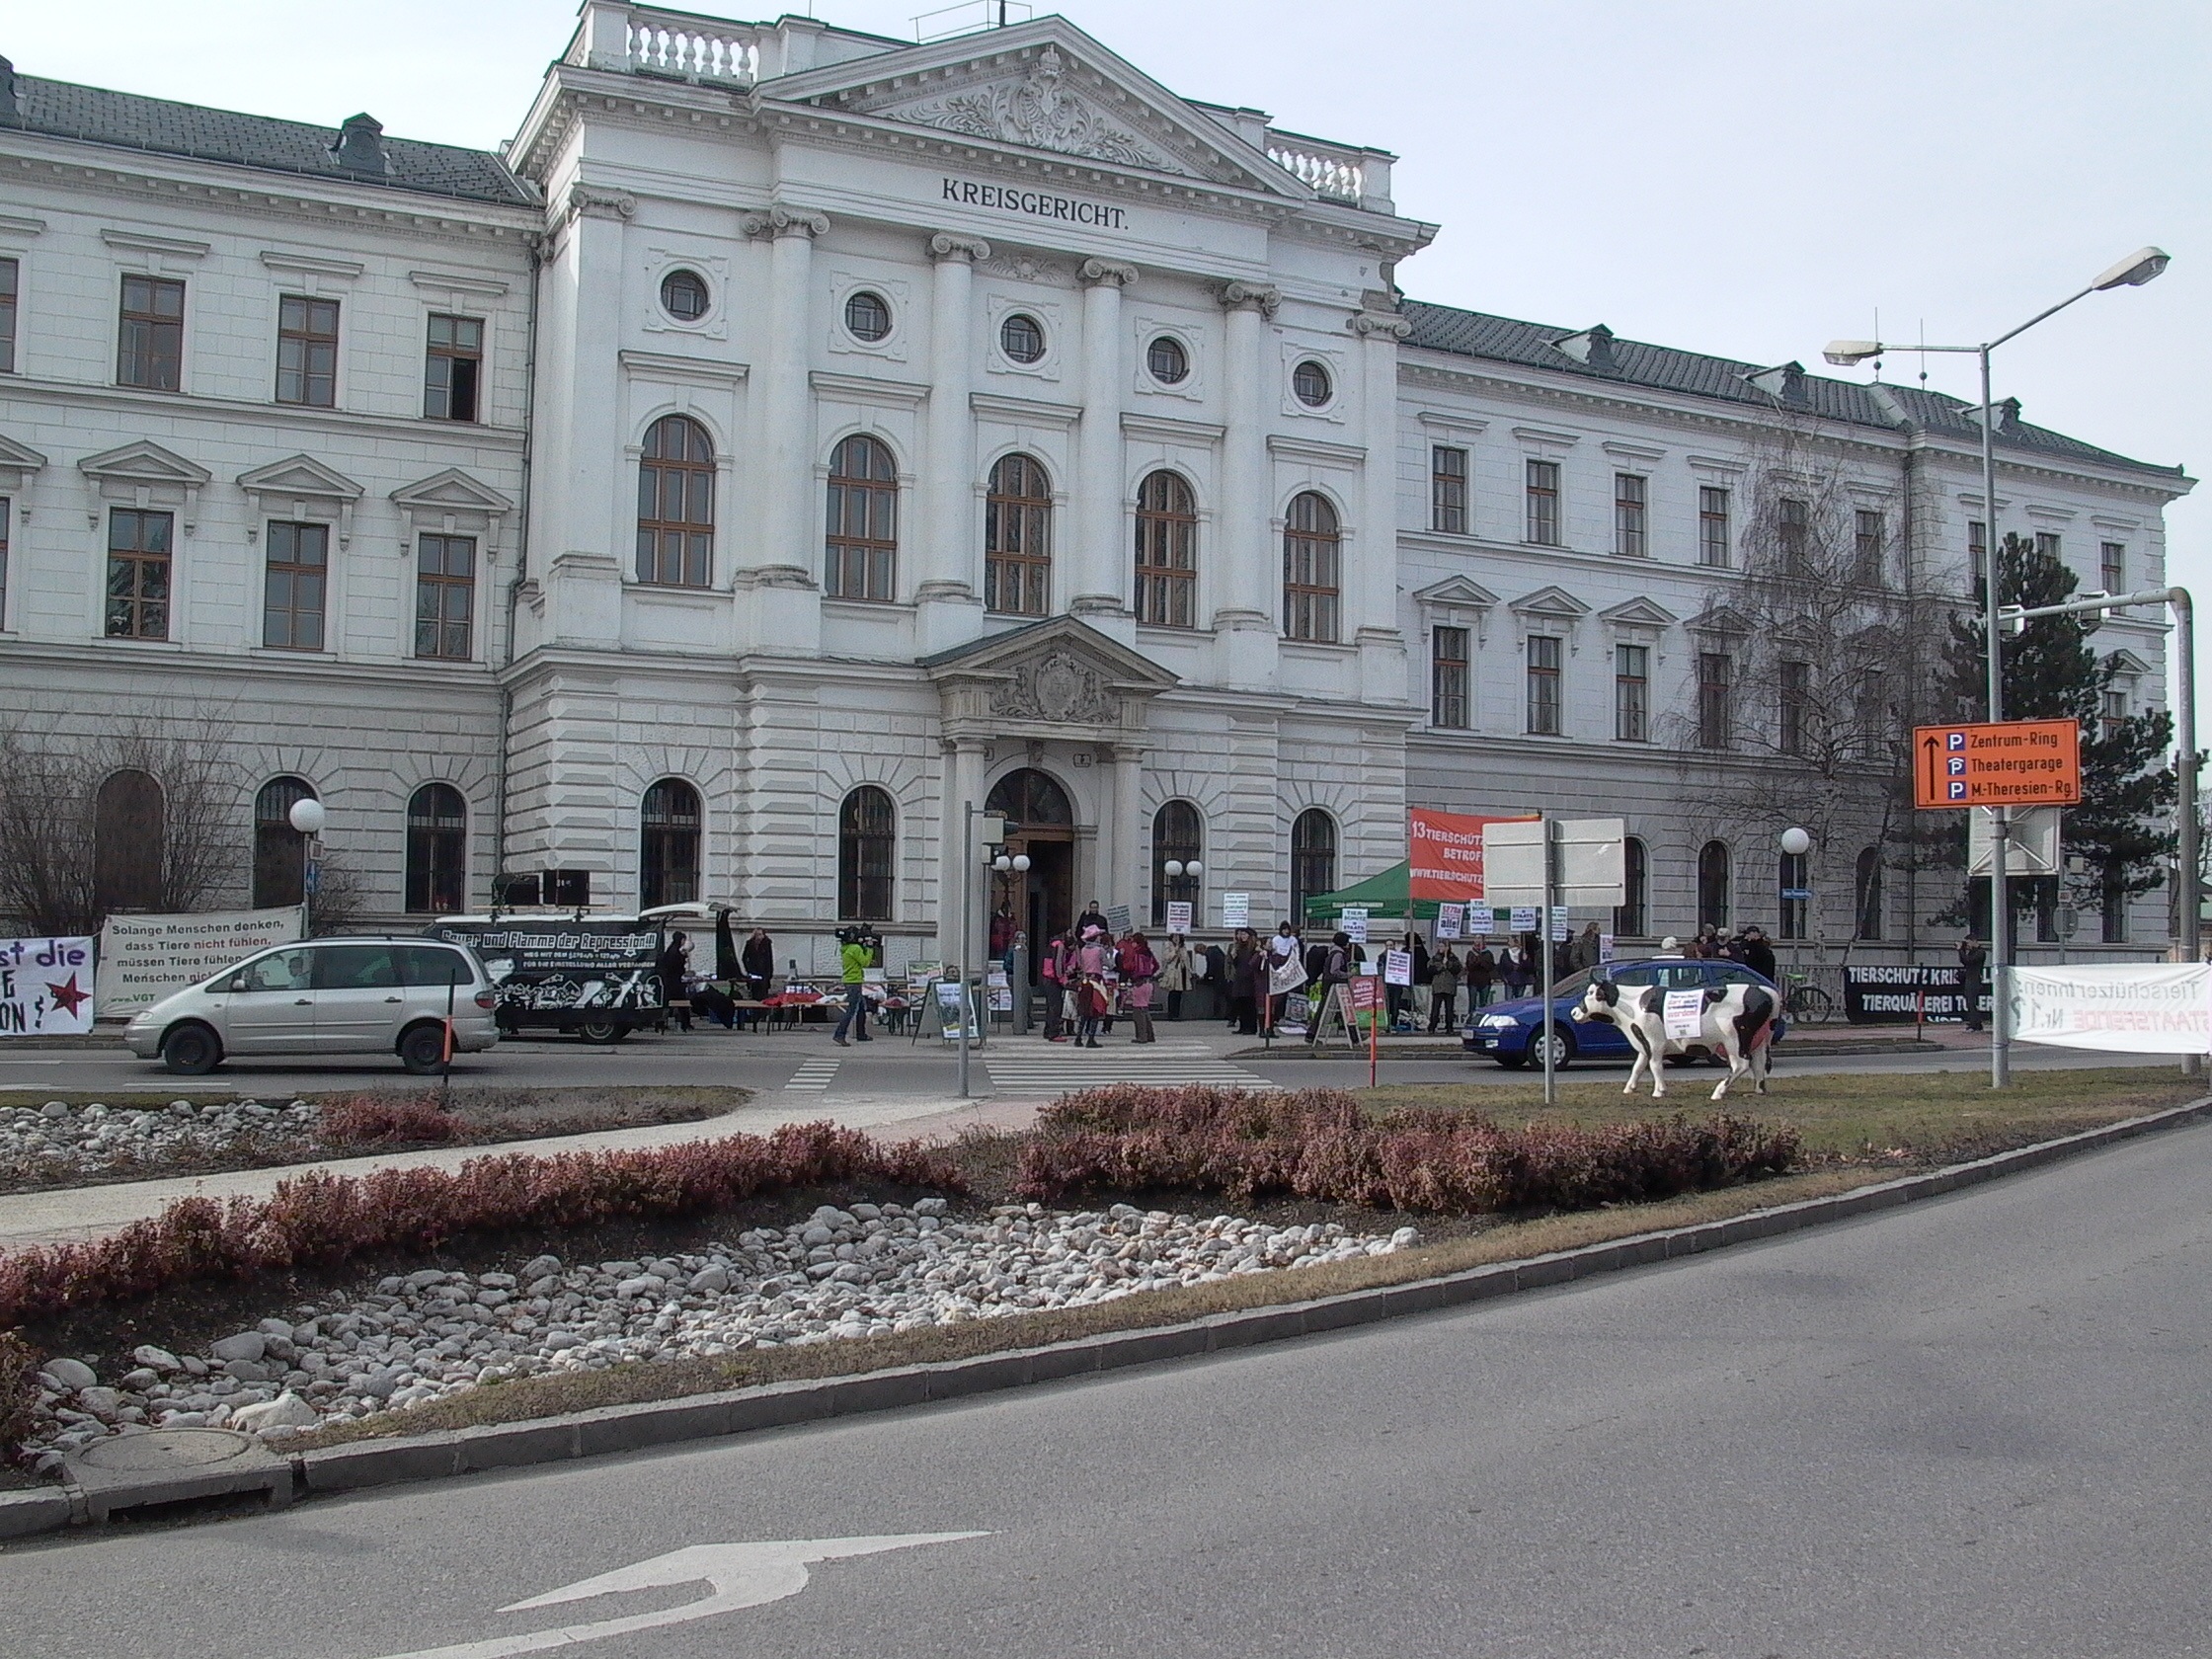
[1301,861,1443,925]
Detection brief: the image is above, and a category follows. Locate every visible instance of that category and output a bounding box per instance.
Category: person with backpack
[1305,931,1355,1047]
[1118,929,1160,1044]
[1071,925,1113,1048]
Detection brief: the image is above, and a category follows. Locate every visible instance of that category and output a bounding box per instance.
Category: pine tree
[1940,533,2175,933]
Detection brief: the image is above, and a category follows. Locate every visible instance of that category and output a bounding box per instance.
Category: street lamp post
[287,796,327,936]
[2002,585,2200,1077]
[1824,246,2171,1088]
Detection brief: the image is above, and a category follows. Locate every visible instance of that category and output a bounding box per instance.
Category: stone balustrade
[1265,129,1394,210]
[572,3,762,83]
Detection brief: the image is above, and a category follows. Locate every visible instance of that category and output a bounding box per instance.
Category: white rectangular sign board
[1969,806,2062,877]
[1165,902,1193,934]
[95,906,306,1017]
[1434,903,1462,940]
[1222,892,1250,928]
[1383,948,1413,987]
[1,937,97,1036]
[1480,819,1627,908]
[2012,962,2210,1054]
[1342,907,1370,944]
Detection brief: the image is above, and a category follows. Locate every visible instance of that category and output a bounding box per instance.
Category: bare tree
[1666,424,1955,954]
[0,710,245,935]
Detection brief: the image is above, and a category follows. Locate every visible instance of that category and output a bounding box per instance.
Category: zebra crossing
[982,1039,1282,1095]
[783,1056,842,1092]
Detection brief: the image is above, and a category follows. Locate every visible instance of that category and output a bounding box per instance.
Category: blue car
[1462,957,1788,1068]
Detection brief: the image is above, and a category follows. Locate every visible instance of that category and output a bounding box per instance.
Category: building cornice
[0,373,527,450]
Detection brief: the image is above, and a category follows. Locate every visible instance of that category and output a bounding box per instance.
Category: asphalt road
[0,1027,2170,1098]
[7,1113,2211,1656]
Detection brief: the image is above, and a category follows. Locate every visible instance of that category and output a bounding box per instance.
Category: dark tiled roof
[1401,298,2184,481]
[2,73,536,207]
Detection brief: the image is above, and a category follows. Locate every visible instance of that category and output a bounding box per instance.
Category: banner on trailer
[1408,810,1534,903]
[1,937,97,1036]
[96,906,305,1017]
[2012,963,2211,1054]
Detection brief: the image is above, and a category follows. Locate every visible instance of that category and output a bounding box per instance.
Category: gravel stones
[0,1097,321,1184]
[14,1199,1424,1461]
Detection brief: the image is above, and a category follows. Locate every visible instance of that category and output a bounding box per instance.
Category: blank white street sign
[1481,818,1627,908]
[1968,806,2062,876]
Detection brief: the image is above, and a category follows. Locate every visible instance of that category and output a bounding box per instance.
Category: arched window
[1855,846,1885,941]
[826,434,898,601]
[1134,470,1197,629]
[1283,492,1340,643]
[94,768,164,916]
[1697,840,1731,931]
[837,787,896,920]
[405,783,468,914]
[253,776,316,910]
[1778,849,1810,940]
[640,779,702,910]
[985,453,1052,616]
[1291,808,1337,925]
[985,767,1073,830]
[1615,835,1649,938]
[1151,801,1203,928]
[637,415,714,588]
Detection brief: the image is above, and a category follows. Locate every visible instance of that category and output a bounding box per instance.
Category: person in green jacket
[831,927,873,1045]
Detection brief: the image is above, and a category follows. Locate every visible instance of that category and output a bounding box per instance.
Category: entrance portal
[987,767,1075,983]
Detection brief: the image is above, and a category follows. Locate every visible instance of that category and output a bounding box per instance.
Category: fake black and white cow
[1570,980,1777,1100]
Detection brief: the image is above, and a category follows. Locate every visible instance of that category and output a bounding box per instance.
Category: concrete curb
[11,1092,2209,1538]
[1229,1037,1941,1061]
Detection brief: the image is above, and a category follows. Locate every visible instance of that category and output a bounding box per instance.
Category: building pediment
[1599,596,1678,628]
[772,21,1299,196]
[78,439,210,487]
[924,615,1178,736]
[1508,585,1591,620]
[1688,601,1756,638]
[237,453,365,502]
[0,431,47,490]
[391,467,514,515]
[1412,576,1498,609]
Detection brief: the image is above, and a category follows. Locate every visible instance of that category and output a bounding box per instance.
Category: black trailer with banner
[1842,964,1987,1025]
[425,915,668,1042]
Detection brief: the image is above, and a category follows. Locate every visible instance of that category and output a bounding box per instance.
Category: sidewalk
[0,1092,1044,1251]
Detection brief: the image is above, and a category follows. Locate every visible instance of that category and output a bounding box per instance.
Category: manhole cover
[74,1429,256,1472]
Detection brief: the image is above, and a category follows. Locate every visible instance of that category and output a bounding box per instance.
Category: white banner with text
[95,906,307,1017]
[2010,962,2210,1054]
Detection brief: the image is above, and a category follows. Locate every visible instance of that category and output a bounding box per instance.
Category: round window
[1292,358,1333,408]
[999,312,1047,364]
[1146,335,1189,385]
[844,289,892,343]
[660,269,710,322]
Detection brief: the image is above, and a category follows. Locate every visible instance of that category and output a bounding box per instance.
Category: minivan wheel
[575,1018,625,1045]
[398,1023,449,1074]
[161,1023,222,1075]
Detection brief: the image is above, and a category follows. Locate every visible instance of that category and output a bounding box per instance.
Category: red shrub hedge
[0,1122,962,1331]
[1014,1085,1799,1215]
[0,1330,38,1452]
[318,1092,465,1147]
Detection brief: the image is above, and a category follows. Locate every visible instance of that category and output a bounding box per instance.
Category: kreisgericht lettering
[942,179,1128,229]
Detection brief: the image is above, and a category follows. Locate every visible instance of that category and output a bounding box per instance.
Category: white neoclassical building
[0,7,2192,971]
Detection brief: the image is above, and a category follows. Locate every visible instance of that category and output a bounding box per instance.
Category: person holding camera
[831,926,874,1045]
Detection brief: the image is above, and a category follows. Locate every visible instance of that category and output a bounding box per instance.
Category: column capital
[563,185,636,226]
[1350,308,1412,340]
[741,202,830,240]
[1080,258,1140,288]
[1218,279,1281,318]
[929,231,991,264]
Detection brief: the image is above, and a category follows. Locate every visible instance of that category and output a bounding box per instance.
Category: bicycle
[1781,972,1834,1023]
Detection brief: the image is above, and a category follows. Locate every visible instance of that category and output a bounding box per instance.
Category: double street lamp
[1823,246,2172,1087]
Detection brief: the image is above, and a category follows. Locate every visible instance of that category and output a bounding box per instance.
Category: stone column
[737,203,828,653]
[1351,305,1413,702]
[1072,259,1138,640]
[936,739,988,965]
[1107,742,1145,912]
[542,185,634,651]
[1215,281,1281,689]
[916,233,989,656]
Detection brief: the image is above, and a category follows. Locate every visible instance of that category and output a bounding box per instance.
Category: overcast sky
[12,0,2208,684]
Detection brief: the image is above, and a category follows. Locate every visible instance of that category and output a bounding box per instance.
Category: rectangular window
[2101,866,2128,943]
[1855,509,1885,587]
[1968,519,1987,562]
[1697,651,1731,749]
[1431,445,1467,534]
[1615,643,1648,742]
[1778,497,1810,573]
[1432,625,1469,729]
[263,521,328,651]
[423,313,482,422]
[1779,660,1809,755]
[0,257,17,374]
[2100,541,2126,595]
[1526,634,1561,735]
[1614,473,1647,557]
[2102,688,2128,743]
[414,533,475,660]
[276,294,339,408]
[105,508,173,639]
[117,275,185,390]
[1525,459,1560,546]
[2035,530,2062,561]
[1698,485,1730,568]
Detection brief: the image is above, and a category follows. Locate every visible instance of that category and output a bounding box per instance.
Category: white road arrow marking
[365,1533,990,1659]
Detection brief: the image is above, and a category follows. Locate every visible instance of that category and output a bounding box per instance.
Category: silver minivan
[122,937,503,1074]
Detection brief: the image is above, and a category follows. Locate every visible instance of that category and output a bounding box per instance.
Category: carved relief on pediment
[888,47,1190,175]
[988,648,1119,727]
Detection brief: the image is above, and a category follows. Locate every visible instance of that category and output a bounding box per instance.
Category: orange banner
[1408,810,1533,902]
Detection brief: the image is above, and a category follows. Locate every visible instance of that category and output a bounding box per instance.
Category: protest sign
[1222,892,1250,928]
[1383,949,1413,987]
[1434,903,1462,940]
[1342,907,1369,945]
[1165,901,1193,934]
[0,937,97,1036]
[96,906,305,1017]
